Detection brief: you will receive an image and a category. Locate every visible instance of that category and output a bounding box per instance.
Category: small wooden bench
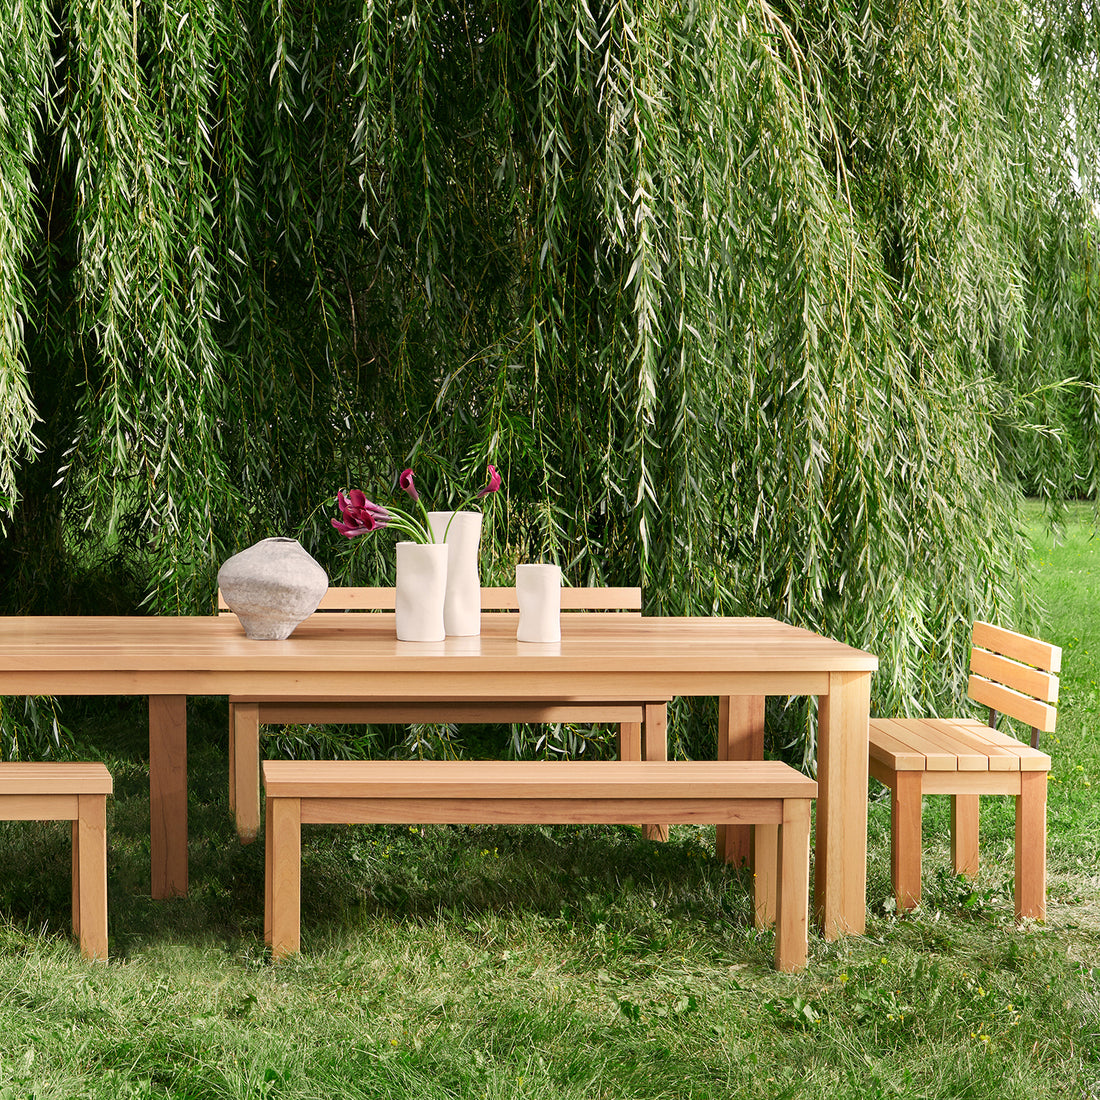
[222,586,671,845]
[262,759,817,971]
[0,763,112,959]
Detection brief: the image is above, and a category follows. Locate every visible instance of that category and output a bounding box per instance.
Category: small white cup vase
[394,541,448,642]
[516,563,561,643]
[427,510,482,637]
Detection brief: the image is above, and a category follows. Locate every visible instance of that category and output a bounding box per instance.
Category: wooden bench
[221,587,670,844]
[262,759,817,971]
[869,622,1058,919]
[0,763,112,959]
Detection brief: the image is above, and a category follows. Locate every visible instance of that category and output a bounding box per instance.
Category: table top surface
[0,613,877,674]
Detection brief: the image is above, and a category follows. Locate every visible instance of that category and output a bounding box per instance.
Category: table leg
[149,695,188,899]
[814,671,870,938]
[642,702,668,842]
[233,703,262,844]
[716,695,765,866]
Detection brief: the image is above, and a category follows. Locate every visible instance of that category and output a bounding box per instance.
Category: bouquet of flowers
[332,465,501,544]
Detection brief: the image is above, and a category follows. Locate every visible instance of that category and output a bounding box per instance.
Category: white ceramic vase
[217,537,329,640]
[427,510,483,636]
[516,563,562,643]
[394,541,448,642]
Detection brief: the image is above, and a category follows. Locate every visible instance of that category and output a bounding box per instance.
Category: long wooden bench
[262,759,817,972]
[221,586,671,844]
[0,763,112,959]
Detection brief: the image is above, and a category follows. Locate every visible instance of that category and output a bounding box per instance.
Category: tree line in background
[0,0,1098,759]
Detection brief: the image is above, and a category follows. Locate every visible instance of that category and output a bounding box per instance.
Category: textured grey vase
[217,537,329,640]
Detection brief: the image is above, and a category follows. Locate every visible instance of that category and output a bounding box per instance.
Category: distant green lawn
[0,506,1096,1098]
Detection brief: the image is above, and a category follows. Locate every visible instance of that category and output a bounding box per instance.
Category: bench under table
[262,758,817,972]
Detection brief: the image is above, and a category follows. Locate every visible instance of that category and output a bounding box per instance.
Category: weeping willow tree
[0,0,1098,756]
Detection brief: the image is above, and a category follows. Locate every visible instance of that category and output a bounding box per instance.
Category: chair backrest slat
[218,586,642,615]
[971,621,1062,675]
[967,621,1061,734]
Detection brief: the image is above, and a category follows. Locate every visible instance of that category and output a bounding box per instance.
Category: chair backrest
[218,586,642,616]
[967,622,1061,746]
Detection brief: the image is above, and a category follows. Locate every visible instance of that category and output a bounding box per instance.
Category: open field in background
[0,503,1096,1098]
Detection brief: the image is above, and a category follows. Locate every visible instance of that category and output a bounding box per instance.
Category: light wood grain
[0,763,111,960]
[869,622,1055,919]
[972,621,1062,675]
[262,759,816,971]
[149,696,187,899]
[815,671,871,939]
[0,612,876,939]
[220,585,643,614]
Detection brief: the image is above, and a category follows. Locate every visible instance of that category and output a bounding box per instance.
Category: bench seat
[0,763,113,959]
[263,759,817,971]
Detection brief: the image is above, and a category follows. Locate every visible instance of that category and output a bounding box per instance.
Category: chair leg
[1015,771,1048,921]
[951,794,980,878]
[233,703,262,844]
[891,771,923,910]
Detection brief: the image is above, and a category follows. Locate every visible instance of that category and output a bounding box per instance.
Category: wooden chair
[868,622,1059,919]
[218,587,670,843]
[0,763,113,959]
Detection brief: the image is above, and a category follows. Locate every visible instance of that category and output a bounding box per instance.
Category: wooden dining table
[0,613,877,939]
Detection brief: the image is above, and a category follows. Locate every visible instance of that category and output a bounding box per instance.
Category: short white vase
[427,510,482,637]
[516,563,562,643]
[217,537,329,640]
[394,541,448,642]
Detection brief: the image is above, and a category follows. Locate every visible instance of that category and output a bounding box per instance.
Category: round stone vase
[395,541,448,642]
[217,537,328,640]
[427,510,482,636]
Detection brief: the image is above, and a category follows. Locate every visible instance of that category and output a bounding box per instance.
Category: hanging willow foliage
[0,0,1098,756]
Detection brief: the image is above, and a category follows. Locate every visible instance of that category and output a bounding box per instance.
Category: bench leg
[717,695,765,867]
[641,704,669,842]
[774,799,811,972]
[266,796,302,960]
[1015,771,1047,921]
[74,795,108,960]
[752,823,778,928]
[951,794,980,878]
[891,771,922,911]
[234,703,261,844]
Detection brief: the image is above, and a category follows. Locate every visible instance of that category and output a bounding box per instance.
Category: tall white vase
[427,510,483,636]
[394,541,448,642]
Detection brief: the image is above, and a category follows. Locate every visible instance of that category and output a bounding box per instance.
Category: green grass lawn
[0,507,1097,1098]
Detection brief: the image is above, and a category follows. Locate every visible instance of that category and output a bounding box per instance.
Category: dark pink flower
[477,464,502,498]
[398,468,418,501]
[332,489,391,537]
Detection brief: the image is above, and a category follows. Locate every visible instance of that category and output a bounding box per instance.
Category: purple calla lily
[332,490,391,537]
[398,468,418,501]
[477,464,502,498]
